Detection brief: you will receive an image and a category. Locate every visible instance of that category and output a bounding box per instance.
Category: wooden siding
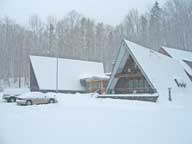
[113,55,155,94]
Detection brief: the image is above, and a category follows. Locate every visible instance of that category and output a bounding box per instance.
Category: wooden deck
[97,94,159,102]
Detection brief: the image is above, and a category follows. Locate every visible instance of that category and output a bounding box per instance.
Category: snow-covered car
[2,88,30,102]
[16,92,58,106]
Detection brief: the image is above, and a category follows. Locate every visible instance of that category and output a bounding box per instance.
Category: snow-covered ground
[0,93,192,144]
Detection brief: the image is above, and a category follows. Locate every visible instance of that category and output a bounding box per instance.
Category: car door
[38,94,48,104]
[32,94,45,104]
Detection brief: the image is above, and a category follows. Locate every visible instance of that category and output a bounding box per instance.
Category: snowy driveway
[0,93,192,144]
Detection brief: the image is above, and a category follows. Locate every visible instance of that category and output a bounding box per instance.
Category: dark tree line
[0,0,192,87]
[121,0,192,51]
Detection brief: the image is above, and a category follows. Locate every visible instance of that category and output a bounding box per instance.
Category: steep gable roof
[161,47,192,61]
[160,47,192,76]
[107,40,192,102]
[30,55,106,92]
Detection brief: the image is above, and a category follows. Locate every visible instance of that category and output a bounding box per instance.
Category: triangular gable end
[107,40,156,94]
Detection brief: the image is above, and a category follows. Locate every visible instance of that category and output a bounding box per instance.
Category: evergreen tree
[149,1,162,50]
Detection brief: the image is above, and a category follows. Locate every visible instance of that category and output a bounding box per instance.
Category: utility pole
[48,23,58,94]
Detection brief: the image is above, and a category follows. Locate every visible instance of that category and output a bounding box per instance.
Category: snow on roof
[79,74,109,80]
[30,56,105,91]
[161,46,192,61]
[17,92,56,99]
[116,40,192,102]
[161,46,192,76]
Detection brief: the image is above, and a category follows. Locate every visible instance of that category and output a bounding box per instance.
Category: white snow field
[0,93,192,144]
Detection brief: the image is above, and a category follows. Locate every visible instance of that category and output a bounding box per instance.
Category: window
[138,79,144,88]
[128,80,133,89]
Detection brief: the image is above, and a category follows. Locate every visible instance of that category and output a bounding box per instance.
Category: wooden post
[89,80,93,93]
[168,88,172,101]
[100,80,104,94]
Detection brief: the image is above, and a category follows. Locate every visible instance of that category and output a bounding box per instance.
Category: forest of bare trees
[0,0,192,87]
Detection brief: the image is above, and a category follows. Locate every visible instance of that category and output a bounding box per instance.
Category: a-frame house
[106,41,156,94]
[105,40,192,102]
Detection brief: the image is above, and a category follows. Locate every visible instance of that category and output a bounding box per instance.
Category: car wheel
[26,100,32,106]
[8,97,16,103]
[48,99,55,104]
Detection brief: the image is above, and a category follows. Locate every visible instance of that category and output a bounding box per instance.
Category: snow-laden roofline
[30,55,103,65]
[124,40,155,90]
[30,55,106,91]
[160,46,192,76]
[161,46,192,53]
[160,46,192,61]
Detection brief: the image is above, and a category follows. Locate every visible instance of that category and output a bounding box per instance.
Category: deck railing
[107,87,157,94]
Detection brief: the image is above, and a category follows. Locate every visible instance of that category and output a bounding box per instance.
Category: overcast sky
[0,0,167,25]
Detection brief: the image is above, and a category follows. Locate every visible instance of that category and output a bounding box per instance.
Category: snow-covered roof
[107,40,192,102]
[79,74,109,80]
[161,46,192,61]
[30,56,106,92]
[161,46,192,76]
[18,92,56,99]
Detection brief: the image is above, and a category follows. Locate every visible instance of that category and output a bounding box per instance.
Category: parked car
[2,88,30,102]
[16,92,57,106]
